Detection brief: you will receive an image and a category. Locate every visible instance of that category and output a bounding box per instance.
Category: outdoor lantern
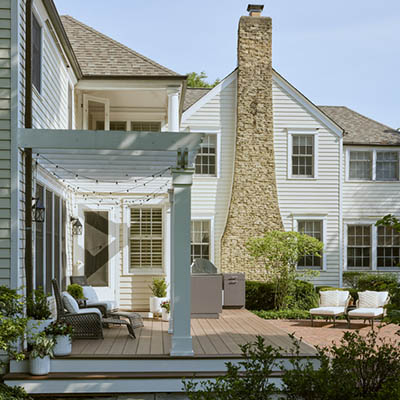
[71,217,83,235]
[32,198,45,223]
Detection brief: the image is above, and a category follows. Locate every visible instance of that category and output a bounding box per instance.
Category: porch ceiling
[18,128,204,183]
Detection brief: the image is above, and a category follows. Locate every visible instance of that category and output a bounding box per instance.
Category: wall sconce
[32,197,45,223]
[71,217,83,236]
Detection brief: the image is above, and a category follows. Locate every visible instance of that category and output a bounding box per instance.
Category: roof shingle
[60,15,179,77]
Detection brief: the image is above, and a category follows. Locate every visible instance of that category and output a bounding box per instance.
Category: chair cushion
[373,291,389,307]
[87,300,117,311]
[320,290,339,307]
[348,307,384,318]
[337,291,350,307]
[82,286,100,304]
[62,292,79,313]
[310,306,345,316]
[77,308,102,317]
[358,291,381,308]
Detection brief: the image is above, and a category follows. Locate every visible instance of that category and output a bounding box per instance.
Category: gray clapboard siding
[0,0,10,286]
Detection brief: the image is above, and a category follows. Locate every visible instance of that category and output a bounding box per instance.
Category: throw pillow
[358,291,380,308]
[320,290,339,307]
[62,292,80,313]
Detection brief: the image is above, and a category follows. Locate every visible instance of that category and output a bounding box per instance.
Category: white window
[296,220,323,269]
[349,151,372,180]
[376,152,399,181]
[130,121,161,132]
[377,226,400,269]
[195,135,217,176]
[288,131,318,179]
[347,225,371,269]
[129,208,163,271]
[32,13,42,92]
[190,220,211,263]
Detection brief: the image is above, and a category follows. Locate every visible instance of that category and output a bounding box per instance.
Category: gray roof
[183,88,210,111]
[60,15,179,77]
[319,106,399,145]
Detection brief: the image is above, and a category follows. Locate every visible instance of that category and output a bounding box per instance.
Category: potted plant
[149,278,168,315]
[28,332,55,376]
[67,284,86,306]
[45,320,74,356]
[161,300,170,321]
[26,288,53,343]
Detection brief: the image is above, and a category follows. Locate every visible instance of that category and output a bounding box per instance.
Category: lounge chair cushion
[62,292,80,313]
[320,290,340,307]
[310,306,345,316]
[358,291,381,308]
[82,286,117,311]
[77,307,102,317]
[348,307,384,318]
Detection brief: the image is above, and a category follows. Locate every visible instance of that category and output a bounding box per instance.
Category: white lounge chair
[310,290,351,327]
[347,290,389,329]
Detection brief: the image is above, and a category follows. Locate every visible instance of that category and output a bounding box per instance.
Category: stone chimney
[220,5,282,280]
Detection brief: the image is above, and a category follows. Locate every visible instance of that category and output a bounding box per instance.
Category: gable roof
[320,106,400,145]
[60,15,180,78]
[183,88,210,111]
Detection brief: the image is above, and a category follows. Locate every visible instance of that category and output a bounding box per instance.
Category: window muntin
[297,220,322,268]
[130,208,163,270]
[376,152,399,181]
[377,226,400,268]
[45,190,53,294]
[349,151,372,180]
[291,135,313,177]
[347,225,371,269]
[130,121,161,132]
[32,14,42,92]
[191,220,210,263]
[195,135,217,176]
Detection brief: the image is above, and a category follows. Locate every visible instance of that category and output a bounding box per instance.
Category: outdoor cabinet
[191,274,223,318]
[223,273,245,308]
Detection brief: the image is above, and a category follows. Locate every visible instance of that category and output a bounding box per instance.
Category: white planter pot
[149,296,167,314]
[53,335,72,356]
[162,309,170,321]
[29,355,50,376]
[27,319,53,343]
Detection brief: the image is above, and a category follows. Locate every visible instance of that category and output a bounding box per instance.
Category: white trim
[339,137,344,287]
[287,130,319,180]
[293,215,327,271]
[191,215,215,263]
[191,131,220,178]
[83,94,110,130]
[273,70,343,137]
[181,70,237,122]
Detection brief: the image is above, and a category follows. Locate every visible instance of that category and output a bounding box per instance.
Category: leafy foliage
[0,384,32,400]
[26,288,51,320]
[245,281,275,311]
[183,336,280,399]
[45,320,74,337]
[67,283,85,300]
[282,330,400,400]
[29,332,55,359]
[247,231,323,310]
[161,300,170,312]
[342,271,364,289]
[253,309,310,320]
[187,71,220,88]
[149,277,167,298]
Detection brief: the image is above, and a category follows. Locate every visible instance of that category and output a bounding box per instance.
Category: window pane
[195,135,217,176]
[61,200,67,290]
[377,226,400,269]
[291,135,313,177]
[110,121,127,131]
[54,196,60,288]
[45,190,53,294]
[130,121,161,132]
[32,14,41,92]
[347,225,371,270]
[376,152,398,181]
[35,184,44,290]
[190,220,211,263]
[349,151,372,180]
[297,220,322,269]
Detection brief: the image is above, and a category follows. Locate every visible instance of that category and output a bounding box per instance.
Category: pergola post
[170,168,194,356]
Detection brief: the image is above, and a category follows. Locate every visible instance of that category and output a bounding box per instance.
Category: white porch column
[168,188,174,334]
[170,168,194,356]
[167,87,180,132]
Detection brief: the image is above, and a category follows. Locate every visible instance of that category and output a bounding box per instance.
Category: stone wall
[220,15,282,281]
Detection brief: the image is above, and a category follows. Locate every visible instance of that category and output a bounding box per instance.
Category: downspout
[24,0,33,300]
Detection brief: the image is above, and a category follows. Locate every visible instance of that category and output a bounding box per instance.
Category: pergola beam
[17,128,204,152]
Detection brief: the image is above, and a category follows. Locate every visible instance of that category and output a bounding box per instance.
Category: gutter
[24,0,33,299]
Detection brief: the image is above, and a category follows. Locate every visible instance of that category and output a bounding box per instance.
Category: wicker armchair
[52,279,104,340]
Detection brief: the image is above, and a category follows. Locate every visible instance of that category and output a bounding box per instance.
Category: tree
[247,231,323,310]
[187,71,220,88]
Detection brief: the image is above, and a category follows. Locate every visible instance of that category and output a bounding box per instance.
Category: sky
[54,0,400,129]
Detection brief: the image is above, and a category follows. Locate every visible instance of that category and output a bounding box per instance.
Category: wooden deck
[70,309,316,358]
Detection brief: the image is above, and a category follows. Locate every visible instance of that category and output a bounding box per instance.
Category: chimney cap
[247,4,264,15]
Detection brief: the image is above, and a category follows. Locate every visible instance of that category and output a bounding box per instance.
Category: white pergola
[18,127,205,357]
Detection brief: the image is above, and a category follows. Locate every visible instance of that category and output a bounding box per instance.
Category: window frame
[294,216,326,270]
[287,130,319,180]
[346,148,400,182]
[31,10,43,94]
[190,216,214,264]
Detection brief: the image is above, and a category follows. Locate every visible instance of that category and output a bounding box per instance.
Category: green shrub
[282,329,400,400]
[0,384,32,400]
[343,271,364,289]
[357,273,398,293]
[149,278,167,298]
[245,281,275,311]
[253,309,310,320]
[289,280,318,310]
[26,288,51,320]
[67,284,84,300]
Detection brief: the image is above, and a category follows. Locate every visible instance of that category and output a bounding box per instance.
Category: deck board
[69,309,316,358]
